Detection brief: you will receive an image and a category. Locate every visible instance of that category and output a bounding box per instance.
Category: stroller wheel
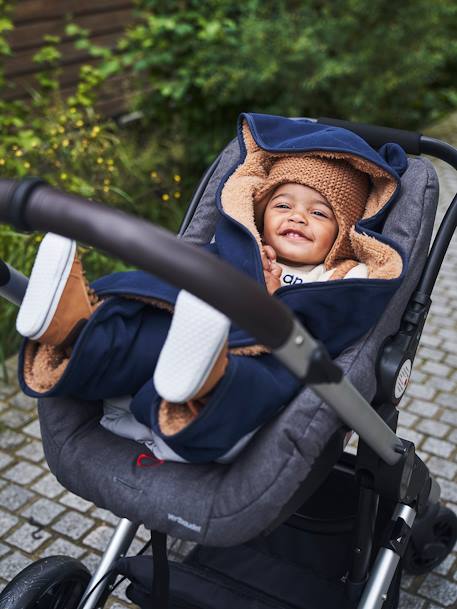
[0,555,90,609]
[403,505,457,575]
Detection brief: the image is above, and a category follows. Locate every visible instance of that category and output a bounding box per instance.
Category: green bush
[0,13,186,359]
[95,0,457,171]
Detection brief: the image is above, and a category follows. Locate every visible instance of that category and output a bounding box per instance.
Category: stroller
[0,115,455,609]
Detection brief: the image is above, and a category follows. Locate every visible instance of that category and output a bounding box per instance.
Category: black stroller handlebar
[0,179,295,351]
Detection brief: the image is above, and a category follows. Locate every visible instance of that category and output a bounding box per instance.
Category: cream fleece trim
[220,121,402,280]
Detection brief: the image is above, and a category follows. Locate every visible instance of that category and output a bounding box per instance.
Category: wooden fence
[3,0,135,116]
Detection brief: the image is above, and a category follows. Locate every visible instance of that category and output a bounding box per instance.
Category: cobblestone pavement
[0,138,456,607]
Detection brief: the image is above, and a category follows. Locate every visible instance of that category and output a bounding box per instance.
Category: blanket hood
[219,113,407,281]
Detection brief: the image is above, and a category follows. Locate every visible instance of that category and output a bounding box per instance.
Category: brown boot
[16,234,99,348]
[39,256,99,347]
[157,344,228,436]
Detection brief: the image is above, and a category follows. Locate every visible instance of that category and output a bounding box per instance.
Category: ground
[0,124,456,607]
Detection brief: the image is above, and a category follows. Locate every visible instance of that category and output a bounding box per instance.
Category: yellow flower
[76,120,84,128]
[107,159,114,166]
[91,126,101,137]
[96,157,104,165]
[58,126,65,134]
[108,166,115,172]
[15,150,23,157]
[0,159,5,166]
[103,178,110,185]
[60,173,68,180]
[150,171,158,179]
[103,186,109,193]
[174,191,181,199]
[62,139,70,147]
[174,174,181,183]
[70,107,77,114]
[161,193,170,201]
[24,161,31,169]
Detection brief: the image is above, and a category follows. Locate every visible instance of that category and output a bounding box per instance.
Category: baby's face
[262,183,338,266]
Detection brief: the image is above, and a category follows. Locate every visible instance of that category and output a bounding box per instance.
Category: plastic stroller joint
[8,178,47,232]
[304,342,344,385]
[375,290,431,406]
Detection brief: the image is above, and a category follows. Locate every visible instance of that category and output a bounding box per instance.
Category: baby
[15,153,370,462]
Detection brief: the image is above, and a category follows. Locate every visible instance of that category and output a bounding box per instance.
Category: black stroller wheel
[0,555,91,609]
[403,505,457,575]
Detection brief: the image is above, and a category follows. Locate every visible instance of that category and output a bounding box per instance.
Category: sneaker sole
[16,234,76,340]
[153,290,230,403]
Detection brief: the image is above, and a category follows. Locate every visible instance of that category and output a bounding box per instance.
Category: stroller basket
[0,116,455,609]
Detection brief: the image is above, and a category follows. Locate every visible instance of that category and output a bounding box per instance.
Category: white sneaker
[154,290,230,403]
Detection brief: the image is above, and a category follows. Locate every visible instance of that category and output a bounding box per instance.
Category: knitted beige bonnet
[254,155,370,272]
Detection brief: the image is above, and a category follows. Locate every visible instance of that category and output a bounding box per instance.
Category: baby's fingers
[263,245,277,263]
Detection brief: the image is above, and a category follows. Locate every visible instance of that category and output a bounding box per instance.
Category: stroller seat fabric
[37,127,438,546]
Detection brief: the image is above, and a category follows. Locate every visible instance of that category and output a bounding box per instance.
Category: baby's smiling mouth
[279,228,311,241]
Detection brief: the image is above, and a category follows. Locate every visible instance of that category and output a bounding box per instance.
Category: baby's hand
[261,245,282,295]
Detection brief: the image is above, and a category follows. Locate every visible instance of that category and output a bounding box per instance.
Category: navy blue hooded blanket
[92,113,408,358]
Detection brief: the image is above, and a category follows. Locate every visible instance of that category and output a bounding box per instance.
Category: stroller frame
[0,118,455,609]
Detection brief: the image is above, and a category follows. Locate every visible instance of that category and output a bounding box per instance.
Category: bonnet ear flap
[377,143,408,177]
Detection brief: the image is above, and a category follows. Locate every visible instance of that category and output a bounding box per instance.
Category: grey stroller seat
[37,142,437,547]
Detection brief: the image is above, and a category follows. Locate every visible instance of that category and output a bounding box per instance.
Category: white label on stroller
[168,513,202,532]
[395,359,411,399]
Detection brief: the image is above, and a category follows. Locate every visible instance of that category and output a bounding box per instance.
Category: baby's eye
[312,210,328,218]
[274,202,290,209]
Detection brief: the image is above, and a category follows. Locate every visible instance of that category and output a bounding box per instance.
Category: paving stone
[0,551,32,581]
[15,440,45,463]
[52,511,94,540]
[440,410,457,426]
[447,428,457,444]
[81,551,101,574]
[0,510,18,536]
[398,411,418,428]
[0,544,9,559]
[408,400,440,418]
[428,376,456,392]
[22,419,42,439]
[421,351,447,366]
[32,472,65,498]
[6,522,51,552]
[436,478,457,504]
[10,393,37,411]
[0,383,17,399]
[111,577,131,603]
[83,525,115,550]
[0,483,34,510]
[40,538,85,559]
[60,491,93,513]
[21,497,66,525]
[406,384,437,401]
[0,429,24,449]
[0,452,13,472]
[418,573,457,607]
[398,590,426,609]
[421,437,454,458]
[416,419,450,439]
[435,393,457,409]
[2,461,43,484]
[397,427,424,448]
[433,554,455,576]
[0,409,33,429]
[427,456,457,480]
[92,507,120,526]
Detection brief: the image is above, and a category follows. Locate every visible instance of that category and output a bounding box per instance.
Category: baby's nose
[289,213,306,224]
